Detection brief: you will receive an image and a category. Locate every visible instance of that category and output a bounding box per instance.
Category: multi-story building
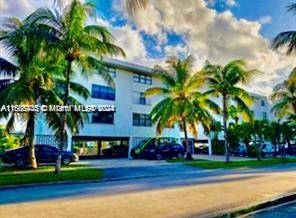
[35,58,272,158]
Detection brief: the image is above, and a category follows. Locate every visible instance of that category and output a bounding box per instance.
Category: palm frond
[145,87,169,96]
[273,31,296,55]
[126,0,149,17]
[0,57,18,77]
[287,3,296,15]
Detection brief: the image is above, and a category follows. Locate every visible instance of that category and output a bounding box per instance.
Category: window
[133,91,149,105]
[133,73,152,85]
[91,84,115,100]
[107,66,116,78]
[262,112,267,120]
[100,66,116,78]
[261,100,265,106]
[92,111,114,124]
[133,113,152,126]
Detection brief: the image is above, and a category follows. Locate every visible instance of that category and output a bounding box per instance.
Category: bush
[247,146,257,158]
[0,126,20,153]
[212,139,225,155]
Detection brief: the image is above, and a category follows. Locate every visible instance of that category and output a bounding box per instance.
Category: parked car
[142,143,185,160]
[195,144,209,154]
[0,144,79,167]
[246,141,277,158]
[102,145,129,157]
[130,138,178,158]
[230,143,247,157]
[287,144,296,155]
[261,142,277,157]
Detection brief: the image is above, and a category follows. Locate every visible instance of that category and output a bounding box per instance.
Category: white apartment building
[35,58,272,158]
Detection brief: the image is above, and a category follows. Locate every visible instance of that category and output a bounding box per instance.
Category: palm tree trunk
[183,118,193,160]
[222,95,230,163]
[55,59,72,174]
[24,111,37,169]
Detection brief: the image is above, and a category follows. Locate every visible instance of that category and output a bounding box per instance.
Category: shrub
[0,126,20,153]
[212,139,225,155]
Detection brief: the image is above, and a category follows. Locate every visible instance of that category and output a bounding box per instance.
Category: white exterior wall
[35,59,273,153]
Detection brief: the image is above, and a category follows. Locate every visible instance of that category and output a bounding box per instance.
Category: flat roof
[103,58,155,75]
[103,58,268,98]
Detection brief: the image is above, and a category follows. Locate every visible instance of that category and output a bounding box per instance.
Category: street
[0,163,296,218]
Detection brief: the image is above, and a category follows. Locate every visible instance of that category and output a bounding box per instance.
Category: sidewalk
[195,154,255,161]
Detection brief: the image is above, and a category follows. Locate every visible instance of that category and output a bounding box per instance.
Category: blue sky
[92,0,296,61]
[0,0,295,95]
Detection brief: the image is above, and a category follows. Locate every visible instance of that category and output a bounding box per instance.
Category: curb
[210,192,296,218]
[0,169,217,191]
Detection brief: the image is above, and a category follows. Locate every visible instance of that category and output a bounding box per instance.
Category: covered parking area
[72,136,130,159]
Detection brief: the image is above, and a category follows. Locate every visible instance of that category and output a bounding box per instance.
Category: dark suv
[142,143,185,160]
[0,144,79,167]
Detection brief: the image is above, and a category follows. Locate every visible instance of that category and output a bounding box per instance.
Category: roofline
[103,58,269,98]
[248,91,268,99]
[103,58,155,75]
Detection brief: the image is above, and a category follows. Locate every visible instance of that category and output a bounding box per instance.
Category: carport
[72,136,130,159]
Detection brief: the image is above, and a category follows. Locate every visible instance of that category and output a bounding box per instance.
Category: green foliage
[271,68,296,121]
[203,59,257,122]
[182,158,296,169]
[146,56,220,136]
[212,139,225,155]
[0,125,20,152]
[0,165,103,187]
[272,3,296,55]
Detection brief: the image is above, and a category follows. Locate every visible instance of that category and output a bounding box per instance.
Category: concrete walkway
[195,154,255,161]
[0,164,295,218]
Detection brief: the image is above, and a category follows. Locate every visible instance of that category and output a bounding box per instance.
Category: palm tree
[56,0,149,17]
[203,60,256,162]
[0,17,64,168]
[29,0,125,173]
[272,3,296,55]
[145,56,220,160]
[271,68,296,121]
[126,0,149,16]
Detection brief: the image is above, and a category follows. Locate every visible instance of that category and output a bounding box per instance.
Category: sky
[0,0,295,95]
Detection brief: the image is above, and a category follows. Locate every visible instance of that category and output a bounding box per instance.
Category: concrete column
[208,134,213,156]
[128,136,133,159]
[66,128,72,151]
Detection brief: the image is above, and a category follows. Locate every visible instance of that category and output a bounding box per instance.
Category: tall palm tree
[272,3,296,55]
[126,0,149,16]
[55,0,149,17]
[0,17,64,168]
[203,60,256,162]
[145,56,220,160]
[271,68,296,120]
[29,0,125,173]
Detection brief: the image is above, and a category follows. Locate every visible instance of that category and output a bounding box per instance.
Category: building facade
[35,59,272,158]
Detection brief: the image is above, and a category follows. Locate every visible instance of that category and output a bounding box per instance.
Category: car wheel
[177,153,184,159]
[15,157,27,168]
[62,156,71,165]
[156,153,162,160]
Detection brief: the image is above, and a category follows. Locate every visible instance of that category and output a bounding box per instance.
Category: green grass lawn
[168,157,296,169]
[0,164,103,187]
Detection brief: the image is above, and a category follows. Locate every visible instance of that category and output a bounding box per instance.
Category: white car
[260,142,277,157]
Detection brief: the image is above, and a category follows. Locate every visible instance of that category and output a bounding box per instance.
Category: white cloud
[258,15,272,25]
[124,0,293,95]
[0,0,294,96]
[225,0,236,7]
[205,0,237,7]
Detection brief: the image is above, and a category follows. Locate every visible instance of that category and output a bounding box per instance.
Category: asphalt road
[0,164,295,205]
